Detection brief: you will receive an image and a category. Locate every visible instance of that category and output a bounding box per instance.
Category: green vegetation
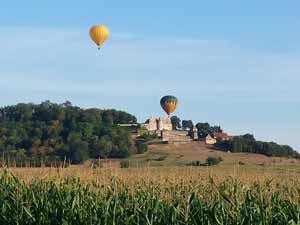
[152,155,167,161]
[195,122,222,138]
[1,171,300,225]
[0,101,137,165]
[218,134,300,158]
[188,157,223,167]
[0,101,298,166]
[170,115,181,130]
[206,156,223,166]
[91,159,103,169]
[187,161,203,166]
[139,132,158,142]
[135,141,148,154]
[178,116,298,159]
[120,160,130,168]
[182,120,193,130]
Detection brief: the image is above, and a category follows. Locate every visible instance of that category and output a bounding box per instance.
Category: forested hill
[0,101,298,166]
[0,101,137,165]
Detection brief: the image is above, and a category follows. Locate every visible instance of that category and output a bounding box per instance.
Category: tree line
[170,116,299,158]
[217,134,299,158]
[0,101,137,165]
[170,116,222,137]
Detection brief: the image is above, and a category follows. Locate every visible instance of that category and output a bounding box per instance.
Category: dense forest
[0,101,137,165]
[217,134,299,158]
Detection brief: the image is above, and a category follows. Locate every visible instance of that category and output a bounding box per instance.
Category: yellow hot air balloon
[89,25,110,50]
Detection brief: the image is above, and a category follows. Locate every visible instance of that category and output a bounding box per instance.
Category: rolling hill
[125,142,299,167]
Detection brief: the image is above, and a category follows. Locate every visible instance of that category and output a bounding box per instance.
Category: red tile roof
[213,132,233,140]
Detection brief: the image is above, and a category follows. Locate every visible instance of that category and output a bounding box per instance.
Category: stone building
[190,127,199,141]
[204,134,217,145]
[119,117,232,145]
[161,130,192,143]
[141,117,197,143]
[142,117,172,132]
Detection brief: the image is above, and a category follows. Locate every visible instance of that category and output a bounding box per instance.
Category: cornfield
[1,167,300,224]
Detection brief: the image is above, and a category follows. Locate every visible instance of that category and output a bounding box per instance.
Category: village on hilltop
[119,116,233,144]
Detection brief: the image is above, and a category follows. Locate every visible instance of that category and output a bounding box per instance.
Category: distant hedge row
[217,134,299,158]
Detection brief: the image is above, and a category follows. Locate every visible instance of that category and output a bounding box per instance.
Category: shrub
[135,141,148,154]
[139,132,158,142]
[153,155,167,161]
[187,157,223,167]
[186,161,204,166]
[120,160,129,168]
[206,156,223,166]
[191,161,201,166]
[91,159,103,169]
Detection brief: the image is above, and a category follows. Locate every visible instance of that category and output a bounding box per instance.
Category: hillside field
[119,142,300,168]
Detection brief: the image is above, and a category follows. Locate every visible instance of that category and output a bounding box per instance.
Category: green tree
[92,136,113,158]
[170,116,181,130]
[217,134,299,158]
[182,120,193,130]
[210,126,223,134]
[206,156,223,166]
[196,122,210,138]
[136,141,148,154]
[70,142,88,164]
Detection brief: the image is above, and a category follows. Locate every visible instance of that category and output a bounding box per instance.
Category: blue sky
[0,1,300,149]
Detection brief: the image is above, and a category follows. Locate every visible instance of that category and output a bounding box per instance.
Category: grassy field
[123,142,300,167]
[2,143,300,224]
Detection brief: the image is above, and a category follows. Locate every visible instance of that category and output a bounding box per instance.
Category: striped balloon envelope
[160,95,178,116]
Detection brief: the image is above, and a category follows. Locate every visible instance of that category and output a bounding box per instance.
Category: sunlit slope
[128,142,299,167]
